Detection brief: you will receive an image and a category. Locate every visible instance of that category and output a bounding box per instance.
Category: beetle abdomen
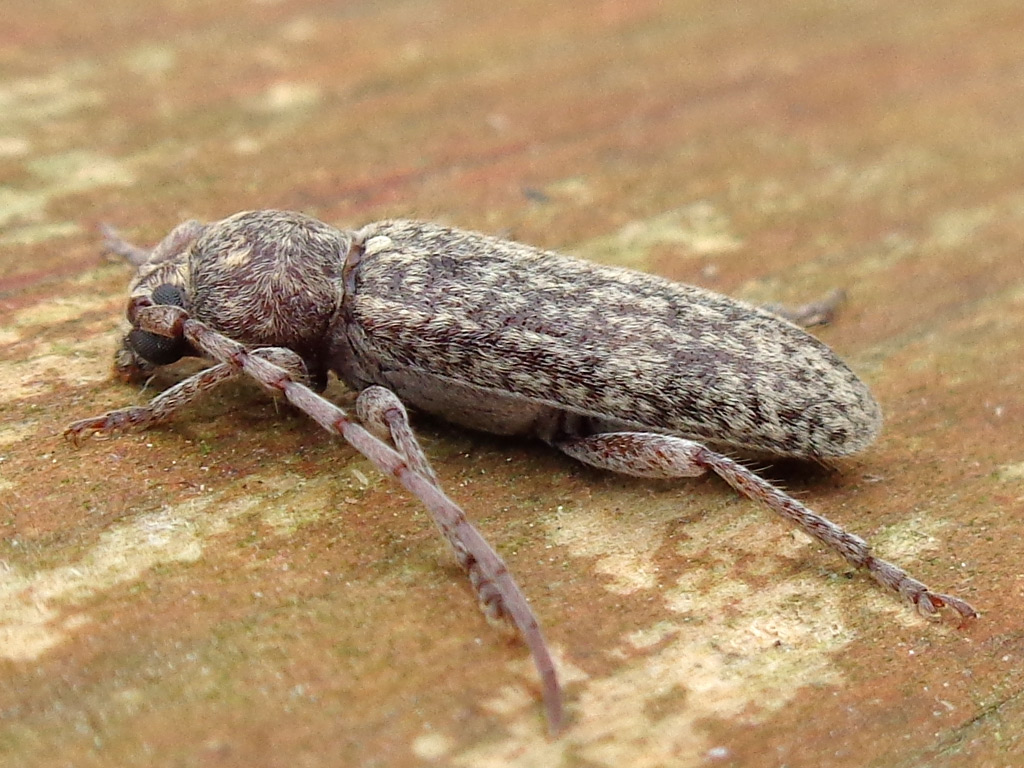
[346,220,882,459]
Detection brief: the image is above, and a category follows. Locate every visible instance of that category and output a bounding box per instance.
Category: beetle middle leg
[553,431,977,622]
[355,387,538,618]
[353,386,568,729]
[356,386,439,485]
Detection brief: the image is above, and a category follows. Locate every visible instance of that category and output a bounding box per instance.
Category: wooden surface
[2,1,1023,766]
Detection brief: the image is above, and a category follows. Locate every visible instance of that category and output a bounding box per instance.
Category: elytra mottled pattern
[347,220,882,458]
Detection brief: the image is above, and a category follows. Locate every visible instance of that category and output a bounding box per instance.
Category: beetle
[67,209,977,733]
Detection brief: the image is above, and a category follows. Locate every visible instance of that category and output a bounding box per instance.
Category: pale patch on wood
[546,497,678,594]
[453,574,852,768]
[0,339,114,402]
[0,473,335,662]
[411,731,456,761]
[995,461,1024,484]
[575,204,742,271]
[0,505,212,661]
[0,292,125,401]
[447,490,924,765]
[0,421,35,448]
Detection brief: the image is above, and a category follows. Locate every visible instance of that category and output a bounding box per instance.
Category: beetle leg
[353,386,564,647]
[64,348,310,443]
[353,384,566,731]
[356,386,538,618]
[554,431,977,623]
[762,288,846,327]
[355,386,439,485]
[117,303,564,733]
[99,223,151,265]
[65,362,237,442]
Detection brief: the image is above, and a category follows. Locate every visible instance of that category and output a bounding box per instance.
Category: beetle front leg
[65,348,309,443]
[554,432,977,622]
[123,304,564,732]
[65,362,237,442]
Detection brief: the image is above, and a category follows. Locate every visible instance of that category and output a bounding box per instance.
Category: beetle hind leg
[554,431,978,623]
[761,288,846,327]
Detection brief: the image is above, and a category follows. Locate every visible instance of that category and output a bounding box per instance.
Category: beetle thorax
[186,210,349,357]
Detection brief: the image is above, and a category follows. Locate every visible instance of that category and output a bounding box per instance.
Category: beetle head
[110,221,202,381]
[115,281,199,381]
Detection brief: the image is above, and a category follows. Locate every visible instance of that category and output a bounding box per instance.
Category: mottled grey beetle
[67,210,977,733]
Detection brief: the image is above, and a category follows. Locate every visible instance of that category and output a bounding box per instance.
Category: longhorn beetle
[67,210,977,733]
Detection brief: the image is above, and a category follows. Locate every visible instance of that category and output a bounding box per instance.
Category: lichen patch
[467,487,865,766]
[576,204,742,271]
[0,473,329,662]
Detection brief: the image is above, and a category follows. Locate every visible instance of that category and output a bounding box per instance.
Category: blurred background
[1,2,1023,767]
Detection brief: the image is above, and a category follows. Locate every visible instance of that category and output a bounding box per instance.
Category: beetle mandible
[67,209,978,733]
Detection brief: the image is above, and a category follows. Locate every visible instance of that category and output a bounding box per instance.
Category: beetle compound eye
[151,283,186,307]
[127,328,188,366]
[127,283,193,365]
